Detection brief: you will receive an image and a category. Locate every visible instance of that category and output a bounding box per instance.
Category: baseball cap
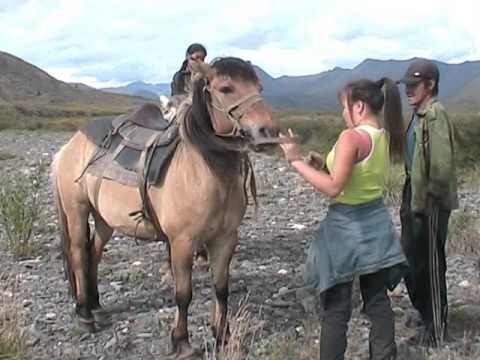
[397,60,439,85]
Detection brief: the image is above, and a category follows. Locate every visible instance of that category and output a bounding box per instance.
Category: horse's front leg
[208,231,237,348]
[170,237,194,359]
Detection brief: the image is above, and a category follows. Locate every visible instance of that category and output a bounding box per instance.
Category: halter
[204,85,264,138]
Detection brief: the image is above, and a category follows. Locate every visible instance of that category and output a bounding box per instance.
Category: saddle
[79,103,181,238]
[82,103,180,187]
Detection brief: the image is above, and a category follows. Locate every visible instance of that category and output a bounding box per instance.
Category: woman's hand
[279,129,302,163]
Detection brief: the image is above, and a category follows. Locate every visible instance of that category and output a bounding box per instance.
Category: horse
[51,57,280,359]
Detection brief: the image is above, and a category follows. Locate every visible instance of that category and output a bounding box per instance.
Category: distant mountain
[256,58,480,112]
[102,81,170,99]
[104,58,480,112]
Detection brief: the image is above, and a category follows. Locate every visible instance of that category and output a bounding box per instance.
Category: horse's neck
[173,142,242,184]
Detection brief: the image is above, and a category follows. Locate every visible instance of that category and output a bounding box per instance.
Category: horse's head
[189,57,280,152]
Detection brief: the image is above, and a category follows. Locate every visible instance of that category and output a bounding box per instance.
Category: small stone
[269,300,295,308]
[137,332,153,338]
[459,280,470,288]
[296,287,318,315]
[132,261,142,266]
[79,333,91,342]
[105,336,117,349]
[110,281,123,291]
[200,288,210,296]
[295,326,305,337]
[277,269,288,275]
[389,284,405,297]
[45,312,56,320]
[392,307,404,317]
[26,336,40,347]
[278,286,289,296]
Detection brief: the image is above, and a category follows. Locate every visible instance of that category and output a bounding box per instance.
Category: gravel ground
[1,129,480,360]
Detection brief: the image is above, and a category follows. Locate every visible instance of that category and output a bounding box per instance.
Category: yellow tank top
[326,125,389,205]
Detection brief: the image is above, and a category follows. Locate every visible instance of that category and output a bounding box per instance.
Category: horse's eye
[219,86,234,94]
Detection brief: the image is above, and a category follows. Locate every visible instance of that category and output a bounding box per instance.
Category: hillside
[0,51,146,124]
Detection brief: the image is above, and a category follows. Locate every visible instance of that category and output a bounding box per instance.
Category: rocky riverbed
[1,129,480,360]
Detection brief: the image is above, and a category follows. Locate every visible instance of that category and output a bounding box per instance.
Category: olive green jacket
[408,97,459,213]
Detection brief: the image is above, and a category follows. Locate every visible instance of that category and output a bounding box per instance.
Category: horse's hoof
[92,308,112,328]
[75,317,96,333]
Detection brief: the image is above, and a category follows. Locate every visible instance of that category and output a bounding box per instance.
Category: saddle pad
[80,115,180,186]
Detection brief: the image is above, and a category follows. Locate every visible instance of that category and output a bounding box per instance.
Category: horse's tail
[51,148,77,298]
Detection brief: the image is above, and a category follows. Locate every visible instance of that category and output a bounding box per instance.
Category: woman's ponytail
[380,77,404,162]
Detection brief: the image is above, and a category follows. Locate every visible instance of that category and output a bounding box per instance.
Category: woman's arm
[283,130,359,197]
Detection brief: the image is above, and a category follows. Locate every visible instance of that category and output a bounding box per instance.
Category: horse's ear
[190,61,214,82]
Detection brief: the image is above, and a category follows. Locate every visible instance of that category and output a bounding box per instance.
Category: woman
[170,43,207,96]
[280,78,406,360]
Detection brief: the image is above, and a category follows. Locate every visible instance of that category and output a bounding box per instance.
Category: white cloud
[0,0,479,87]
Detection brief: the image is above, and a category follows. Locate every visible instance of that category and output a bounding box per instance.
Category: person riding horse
[170,43,207,96]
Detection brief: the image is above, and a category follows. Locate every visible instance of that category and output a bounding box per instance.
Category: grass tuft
[0,274,27,360]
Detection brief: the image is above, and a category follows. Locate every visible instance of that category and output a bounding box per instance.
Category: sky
[1,0,479,88]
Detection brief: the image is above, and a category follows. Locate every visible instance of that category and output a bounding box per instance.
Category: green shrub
[452,114,480,170]
[278,112,344,155]
[0,167,42,259]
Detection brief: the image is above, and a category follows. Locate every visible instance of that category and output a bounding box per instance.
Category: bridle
[203,84,264,138]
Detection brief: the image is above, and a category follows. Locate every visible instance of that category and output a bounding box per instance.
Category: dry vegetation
[0,274,27,360]
[0,98,144,131]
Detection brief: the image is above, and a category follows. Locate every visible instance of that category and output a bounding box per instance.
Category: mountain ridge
[101,57,480,112]
[2,50,480,115]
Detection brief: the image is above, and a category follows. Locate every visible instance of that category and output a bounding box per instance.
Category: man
[398,60,458,347]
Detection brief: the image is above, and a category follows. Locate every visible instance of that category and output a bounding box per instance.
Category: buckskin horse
[51,57,280,359]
